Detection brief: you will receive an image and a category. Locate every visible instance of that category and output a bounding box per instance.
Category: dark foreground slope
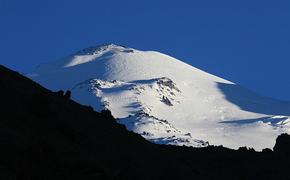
[0,65,290,180]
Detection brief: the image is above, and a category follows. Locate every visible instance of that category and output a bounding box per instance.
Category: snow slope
[28,44,290,150]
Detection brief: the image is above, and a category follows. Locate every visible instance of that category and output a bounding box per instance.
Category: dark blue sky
[1,0,289,100]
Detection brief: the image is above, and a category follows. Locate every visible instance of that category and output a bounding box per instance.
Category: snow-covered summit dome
[75,43,133,55]
[28,44,290,150]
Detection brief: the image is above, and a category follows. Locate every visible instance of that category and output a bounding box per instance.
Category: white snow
[28,44,290,150]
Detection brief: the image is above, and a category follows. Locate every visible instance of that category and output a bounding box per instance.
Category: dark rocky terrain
[1,65,290,180]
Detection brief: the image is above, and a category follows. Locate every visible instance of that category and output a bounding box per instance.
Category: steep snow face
[29,44,290,150]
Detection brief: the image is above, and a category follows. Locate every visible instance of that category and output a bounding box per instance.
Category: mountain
[28,44,290,150]
[3,64,290,179]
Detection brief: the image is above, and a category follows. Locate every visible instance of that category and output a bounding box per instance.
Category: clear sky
[0,0,289,100]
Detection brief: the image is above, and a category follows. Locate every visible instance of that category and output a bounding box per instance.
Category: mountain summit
[29,44,290,150]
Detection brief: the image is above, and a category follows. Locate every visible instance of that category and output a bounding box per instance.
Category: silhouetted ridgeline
[1,64,290,180]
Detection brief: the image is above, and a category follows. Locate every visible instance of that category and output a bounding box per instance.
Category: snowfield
[28,44,290,150]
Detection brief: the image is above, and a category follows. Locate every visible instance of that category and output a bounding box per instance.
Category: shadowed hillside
[1,65,290,180]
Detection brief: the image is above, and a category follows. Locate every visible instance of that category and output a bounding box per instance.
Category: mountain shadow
[2,64,290,180]
[220,116,289,126]
[217,82,290,116]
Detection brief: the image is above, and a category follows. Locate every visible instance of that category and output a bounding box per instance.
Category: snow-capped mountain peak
[75,43,131,55]
[28,44,290,150]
